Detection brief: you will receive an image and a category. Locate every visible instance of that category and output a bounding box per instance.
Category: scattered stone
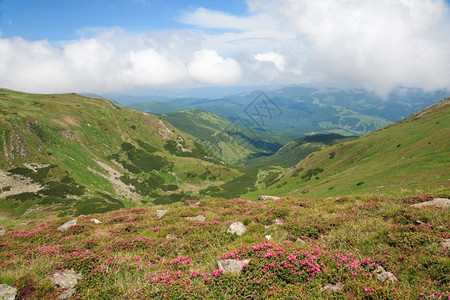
[375,266,397,282]
[156,210,167,218]
[49,269,82,300]
[322,282,344,292]
[296,238,306,244]
[411,198,450,208]
[227,222,247,236]
[274,218,283,225]
[166,234,178,240]
[57,219,77,231]
[0,284,17,300]
[185,215,205,222]
[90,219,101,224]
[443,239,450,248]
[258,195,280,201]
[414,220,425,225]
[0,229,5,236]
[265,235,272,240]
[217,259,250,274]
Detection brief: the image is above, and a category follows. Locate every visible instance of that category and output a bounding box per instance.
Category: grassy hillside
[246,98,450,199]
[0,195,448,299]
[0,89,243,217]
[158,109,283,165]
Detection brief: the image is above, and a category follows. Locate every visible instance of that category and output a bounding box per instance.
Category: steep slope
[0,89,241,217]
[247,98,450,199]
[157,109,283,165]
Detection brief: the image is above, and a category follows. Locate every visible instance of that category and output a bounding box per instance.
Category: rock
[296,238,306,244]
[322,282,344,292]
[375,266,397,282]
[227,222,247,236]
[57,219,77,231]
[217,259,250,274]
[274,218,283,225]
[0,284,17,300]
[90,218,101,224]
[443,239,450,248]
[411,198,450,208]
[265,235,271,240]
[156,210,167,218]
[258,195,280,201]
[0,229,5,236]
[166,234,178,240]
[49,269,82,300]
[185,215,205,222]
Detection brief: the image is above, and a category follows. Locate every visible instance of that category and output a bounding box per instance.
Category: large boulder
[258,195,280,201]
[49,269,82,300]
[375,266,397,282]
[411,198,450,208]
[0,284,17,300]
[57,219,77,231]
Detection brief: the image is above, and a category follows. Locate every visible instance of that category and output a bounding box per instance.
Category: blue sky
[0,0,449,95]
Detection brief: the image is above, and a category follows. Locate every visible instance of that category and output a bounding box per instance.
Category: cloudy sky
[0,0,449,95]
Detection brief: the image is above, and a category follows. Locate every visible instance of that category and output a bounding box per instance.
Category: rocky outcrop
[57,219,77,231]
[258,195,280,201]
[156,210,167,218]
[322,282,344,292]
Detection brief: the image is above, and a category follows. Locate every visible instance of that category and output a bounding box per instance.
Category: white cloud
[0,0,449,94]
[188,49,241,85]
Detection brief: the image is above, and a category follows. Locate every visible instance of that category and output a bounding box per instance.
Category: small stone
[156,210,167,218]
[274,218,283,225]
[166,234,178,240]
[375,266,397,282]
[265,235,271,240]
[57,219,77,231]
[258,195,280,201]
[0,229,5,236]
[322,282,344,292]
[443,239,450,248]
[185,215,205,222]
[217,259,250,274]
[90,218,101,224]
[0,284,17,300]
[49,269,82,300]
[227,222,247,236]
[411,198,450,208]
[296,238,306,244]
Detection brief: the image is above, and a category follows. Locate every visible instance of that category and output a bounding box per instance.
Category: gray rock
[227,222,247,236]
[57,219,77,231]
[166,233,178,240]
[185,215,205,222]
[156,210,167,218]
[0,284,17,300]
[323,282,344,292]
[375,266,397,282]
[443,239,450,248]
[411,198,450,208]
[258,195,280,201]
[90,218,101,224]
[265,234,272,240]
[0,229,5,236]
[49,269,82,300]
[296,238,306,244]
[274,218,284,225]
[217,259,250,273]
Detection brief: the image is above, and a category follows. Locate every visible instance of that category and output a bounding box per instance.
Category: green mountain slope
[157,109,283,165]
[0,89,242,216]
[248,133,357,168]
[130,101,187,113]
[246,98,450,199]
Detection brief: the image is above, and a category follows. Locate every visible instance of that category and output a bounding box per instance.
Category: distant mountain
[157,109,283,165]
[0,89,243,217]
[130,101,187,113]
[246,97,450,199]
[128,86,447,141]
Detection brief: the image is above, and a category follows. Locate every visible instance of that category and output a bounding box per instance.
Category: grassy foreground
[0,195,448,299]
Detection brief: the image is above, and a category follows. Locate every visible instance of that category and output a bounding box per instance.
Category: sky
[0,0,450,96]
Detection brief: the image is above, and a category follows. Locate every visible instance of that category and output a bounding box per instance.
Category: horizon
[1,0,450,96]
